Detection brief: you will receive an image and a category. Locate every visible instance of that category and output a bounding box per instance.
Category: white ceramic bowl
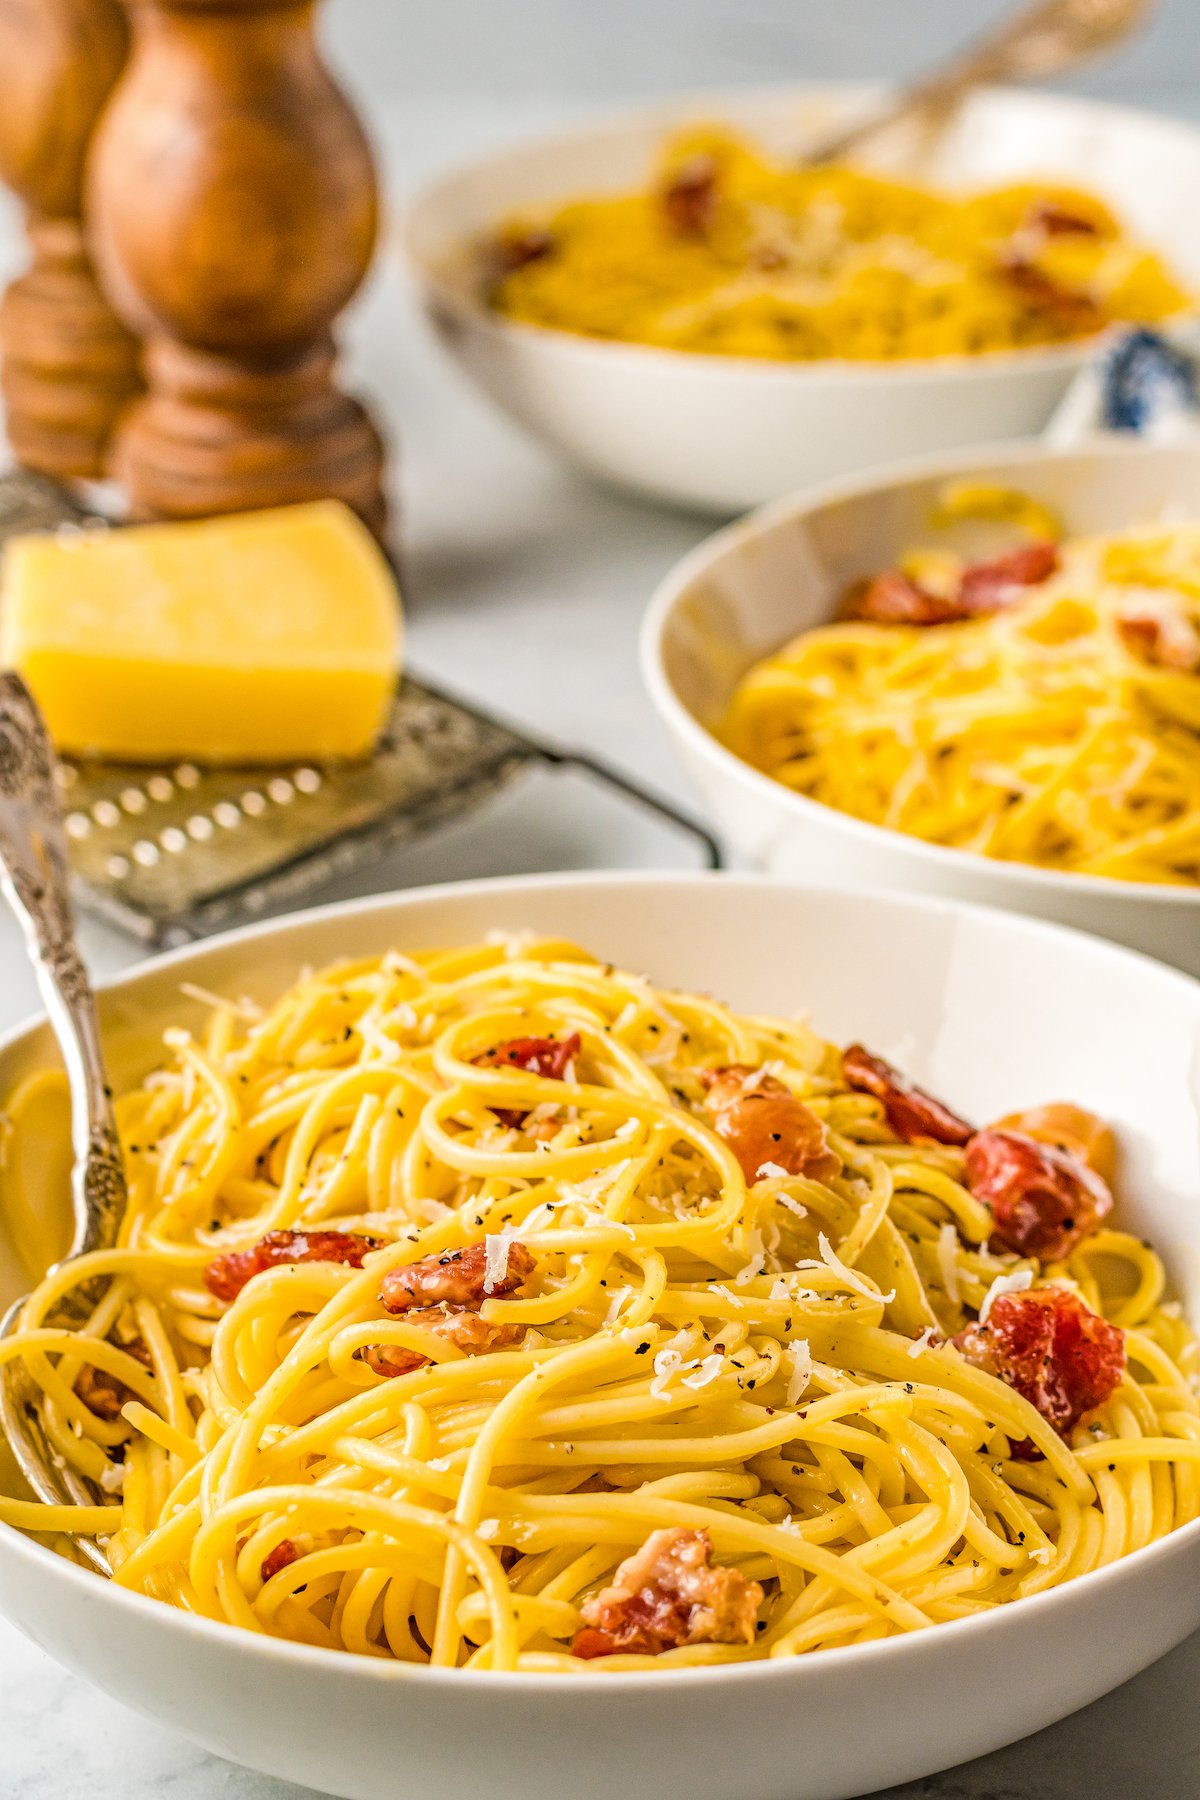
[1,873,1199,1800]
[404,84,1200,514]
[644,438,1200,975]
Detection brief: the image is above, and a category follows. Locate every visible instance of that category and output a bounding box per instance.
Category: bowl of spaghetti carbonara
[645,438,1200,974]
[404,84,1200,512]
[0,874,1196,1800]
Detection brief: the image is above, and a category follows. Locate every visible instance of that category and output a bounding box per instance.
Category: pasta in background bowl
[0,873,1197,1800]
[644,439,1200,974]
[405,85,1200,511]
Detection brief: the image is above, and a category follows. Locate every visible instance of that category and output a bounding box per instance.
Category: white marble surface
[2,6,1200,1793]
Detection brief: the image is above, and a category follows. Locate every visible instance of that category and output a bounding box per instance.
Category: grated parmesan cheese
[98,1461,126,1495]
[937,1223,961,1307]
[777,1193,808,1221]
[483,1224,521,1294]
[681,1354,725,1390]
[476,1519,500,1540]
[786,1340,813,1406]
[733,1228,766,1286]
[755,1161,790,1181]
[818,1233,895,1306]
[1028,1545,1054,1565]
[978,1267,1034,1325]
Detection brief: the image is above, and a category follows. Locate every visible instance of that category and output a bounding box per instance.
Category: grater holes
[106,854,131,880]
[160,827,188,854]
[91,800,121,829]
[66,812,91,840]
[146,775,174,803]
[56,764,78,790]
[267,777,294,805]
[212,802,241,829]
[241,791,266,818]
[186,815,215,842]
[120,787,147,815]
[174,764,201,789]
[294,768,322,794]
[132,840,160,867]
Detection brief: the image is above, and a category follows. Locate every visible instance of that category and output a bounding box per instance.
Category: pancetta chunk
[204,1229,381,1303]
[701,1065,840,1184]
[572,1527,763,1659]
[474,1033,581,1127]
[378,1240,535,1314]
[260,1539,300,1583]
[966,1129,1112,1261]
[956,541,1059,613]
[662,155,719,235]
[954,1286,1125,1453]
[842,1046,974,1147]
[73,1338,152,1422]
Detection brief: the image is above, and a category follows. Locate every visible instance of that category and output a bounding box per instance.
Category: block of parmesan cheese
[0,501,401,765]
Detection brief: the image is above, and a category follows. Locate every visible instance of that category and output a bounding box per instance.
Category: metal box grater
[0,471,719,944]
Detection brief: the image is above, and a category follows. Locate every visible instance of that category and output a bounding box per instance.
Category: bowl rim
[641,435,1200,911]
[1,868,1198,1692]
[402,79,1200,385]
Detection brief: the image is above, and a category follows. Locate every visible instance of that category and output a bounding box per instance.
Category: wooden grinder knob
[88,0,388,533]
[0,0,143,481]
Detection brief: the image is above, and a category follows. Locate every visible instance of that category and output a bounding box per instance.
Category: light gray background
[3,1,1200,1795]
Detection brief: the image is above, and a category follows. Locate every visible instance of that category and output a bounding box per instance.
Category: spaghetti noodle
[490,128,1191,362]
[722,508,1200,885]
[0,938,1196,1669]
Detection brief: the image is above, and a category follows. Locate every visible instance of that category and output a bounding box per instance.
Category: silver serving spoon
[0,673,126,1573]
[803,0,1156,164]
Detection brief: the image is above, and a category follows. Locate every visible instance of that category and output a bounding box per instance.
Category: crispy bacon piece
[359,1342,430,1380]
[359,1307,525,1381]
[73,1337,152,1422]
[662,154,719,235]
[700,1065,841,1184]
[991,1103,1116,1183]
[999,255,1106,334]
[954,1286,1125,1454]
[848,542,1057,628]
[1118,608,1200,673]
[204,1229,381,1303]
[1026,200,1103,238]
[378,1240,535,1314]
[495,227,555,274]
[847,570,972,627]
[260,1539,300,1583]
[842,1046,974,1147]
[966,1129,1112,1262]
[957,541,1059,613]
[572,1527,762,1660]
[474,1033,581,1128]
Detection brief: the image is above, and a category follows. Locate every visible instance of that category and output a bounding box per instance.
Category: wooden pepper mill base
[0,0,142,481]
[0,219,141,481]
[114,337,387,532]
[89,0,388,534]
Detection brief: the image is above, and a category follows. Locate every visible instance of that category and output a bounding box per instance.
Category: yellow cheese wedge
[0,501,401,765]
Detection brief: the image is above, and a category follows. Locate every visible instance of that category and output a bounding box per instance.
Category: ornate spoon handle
[804,0,1153,164]
[0,673,125,1265]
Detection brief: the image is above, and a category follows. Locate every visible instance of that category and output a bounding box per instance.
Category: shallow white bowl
[404,84,1200,514]
[1,873,1199,1800]
[643,438,1200,975]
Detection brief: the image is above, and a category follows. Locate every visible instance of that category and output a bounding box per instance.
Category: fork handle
[0,673,125,1261]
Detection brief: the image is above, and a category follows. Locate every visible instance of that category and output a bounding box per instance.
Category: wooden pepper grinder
[88,0,388,533]
[0,0,143,480]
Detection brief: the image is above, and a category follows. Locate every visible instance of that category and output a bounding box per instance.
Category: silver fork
[0,673,127,1574]
[803,0,1157,164]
